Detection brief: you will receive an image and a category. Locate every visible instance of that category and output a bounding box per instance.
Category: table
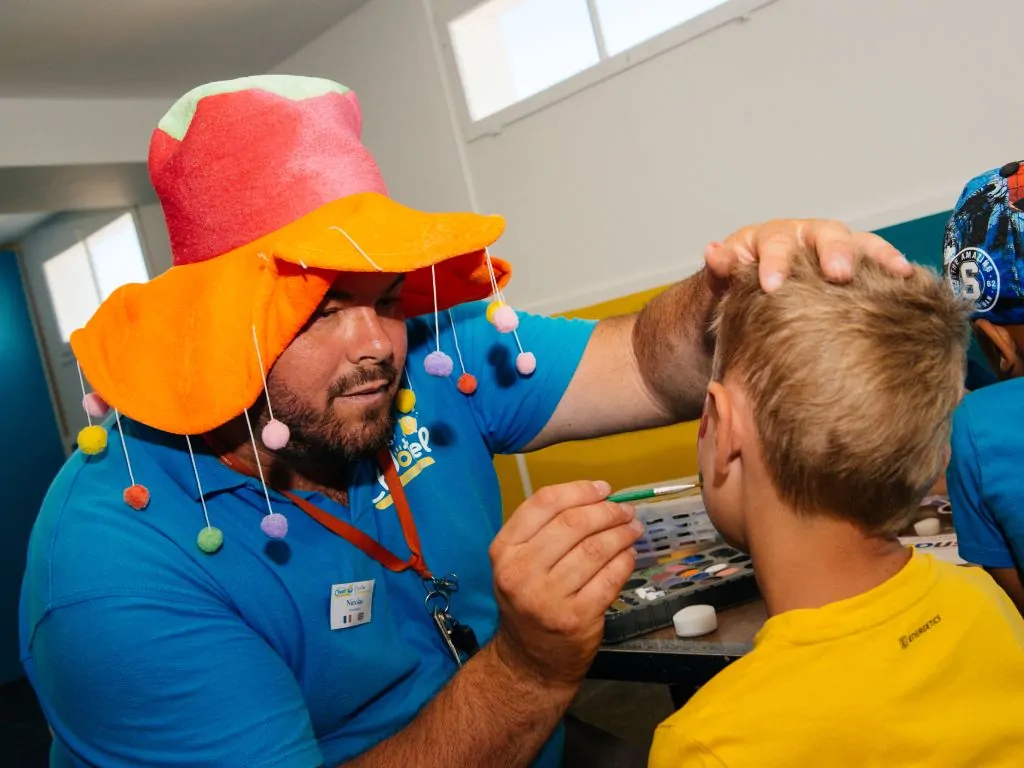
[589,599,767,708]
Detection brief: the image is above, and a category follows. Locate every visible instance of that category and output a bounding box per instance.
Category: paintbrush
[607,482,701,504]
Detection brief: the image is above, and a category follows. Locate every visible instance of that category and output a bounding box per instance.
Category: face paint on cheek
[698,398,709,439]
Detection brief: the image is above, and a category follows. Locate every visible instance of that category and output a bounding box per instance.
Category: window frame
[431,0,778,142]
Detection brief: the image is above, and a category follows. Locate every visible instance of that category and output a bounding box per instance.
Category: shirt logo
[373,399,436,510]
[946,247,1000,313]
[899,614,942,650]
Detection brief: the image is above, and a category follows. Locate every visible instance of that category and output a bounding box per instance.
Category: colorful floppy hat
[71,75,513,437]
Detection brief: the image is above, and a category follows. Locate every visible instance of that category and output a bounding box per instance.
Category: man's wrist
[487,631,580,710]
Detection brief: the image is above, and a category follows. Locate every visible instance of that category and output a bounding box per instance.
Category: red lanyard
[215,446,432,580]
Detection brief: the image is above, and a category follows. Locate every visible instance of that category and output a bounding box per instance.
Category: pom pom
[261,419,290,450]
[457,373,478,395]
[197,526,224,554]
[395,388,416,413]
[123,484,150,511]
[516,352,537,376]
[424,350,453,377]
[493,305,519,333]
[82,392,110,418]
[486,300,506,324]
[78,425,108,455]
[260,512,289,539]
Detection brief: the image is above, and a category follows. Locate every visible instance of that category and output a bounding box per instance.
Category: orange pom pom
[457,373,478,395]
[123,484,150,511]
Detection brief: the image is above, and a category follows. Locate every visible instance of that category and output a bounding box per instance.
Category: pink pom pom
[493,305,519,333]
[424,350,454,377]
[516,351,537,376]
[261,512,289,539]
[123,484,150,511]
[457,373,478,395]
[262,419,290,450]
[82,392,110,418]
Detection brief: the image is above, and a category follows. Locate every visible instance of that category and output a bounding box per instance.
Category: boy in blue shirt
[945,161,1024,613]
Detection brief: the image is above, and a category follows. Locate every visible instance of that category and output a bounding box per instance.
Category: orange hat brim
[71,193,509,435]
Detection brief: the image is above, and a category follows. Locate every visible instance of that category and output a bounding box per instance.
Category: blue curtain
[0,250,66,684]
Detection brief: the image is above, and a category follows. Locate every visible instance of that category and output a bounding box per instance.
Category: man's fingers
[521,500,637,573]
[551,520,643,595]
[802,219,856,283]
[497,481,611,546]
[854,231,912,276]
[572,548,638,617]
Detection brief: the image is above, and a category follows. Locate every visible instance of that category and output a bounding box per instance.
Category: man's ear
[974,319,1022,377]
[706,382,737,477]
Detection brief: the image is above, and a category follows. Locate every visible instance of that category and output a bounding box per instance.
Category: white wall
[273,0,1024,314]
[0,97,167,167]
[461,0,1024,312]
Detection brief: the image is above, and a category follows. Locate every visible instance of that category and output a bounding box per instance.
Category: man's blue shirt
[20,302,595,767]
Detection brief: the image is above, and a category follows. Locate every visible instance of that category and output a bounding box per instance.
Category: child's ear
[706,382,737,476]
[974,319,1023,377]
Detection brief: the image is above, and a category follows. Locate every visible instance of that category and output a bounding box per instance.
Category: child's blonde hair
[712,250,970,534]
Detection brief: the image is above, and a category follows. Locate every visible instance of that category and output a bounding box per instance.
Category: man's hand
[489,481,642,688]
[705,218,913,295]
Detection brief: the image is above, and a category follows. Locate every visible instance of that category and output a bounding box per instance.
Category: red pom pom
[123,484,150,511]
[457,373,478,395]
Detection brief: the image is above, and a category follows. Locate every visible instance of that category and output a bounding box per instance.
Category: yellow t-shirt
[649,551,1024,767]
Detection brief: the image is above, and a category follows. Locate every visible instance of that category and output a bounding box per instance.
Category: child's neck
[745,494,911,618]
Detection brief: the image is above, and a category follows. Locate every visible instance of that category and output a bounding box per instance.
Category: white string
[511,329,525,354]
[242,408,276,518]
[328,226,384,271]
[431,265,441,352]
[483,248,501,296]
[113,410,136,486]
[447,309,467,374]
[185,436,212,530]
[76,362,92,427]
[251,325,276,422]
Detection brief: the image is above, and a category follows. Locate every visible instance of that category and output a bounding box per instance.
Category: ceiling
[0,0,369,97]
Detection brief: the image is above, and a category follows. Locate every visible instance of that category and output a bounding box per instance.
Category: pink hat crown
[148,75,388,267]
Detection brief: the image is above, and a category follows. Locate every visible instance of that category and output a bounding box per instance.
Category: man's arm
[348,481,641,768]
[522,221,910,452]
[521,271,713,452]
[345,638,572,767]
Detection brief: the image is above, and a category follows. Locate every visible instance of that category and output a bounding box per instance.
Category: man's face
[261,272,408,463]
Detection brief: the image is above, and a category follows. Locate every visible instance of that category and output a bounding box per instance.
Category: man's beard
[256,360,399,464]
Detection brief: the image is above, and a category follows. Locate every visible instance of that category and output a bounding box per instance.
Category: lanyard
[213,443,479,664]
[281,451,432,581]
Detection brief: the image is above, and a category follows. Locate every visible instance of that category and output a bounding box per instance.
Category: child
[649,249,1024,767]
[944,162,1024,614]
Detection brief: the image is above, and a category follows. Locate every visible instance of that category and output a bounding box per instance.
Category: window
[446,0,732,122]
[43,213,149,343]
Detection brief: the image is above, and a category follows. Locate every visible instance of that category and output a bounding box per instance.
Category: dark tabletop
[589,600,767,692]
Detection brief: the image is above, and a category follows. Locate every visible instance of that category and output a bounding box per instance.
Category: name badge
[330,580,375,630]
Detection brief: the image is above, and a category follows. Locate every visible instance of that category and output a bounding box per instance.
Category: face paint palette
[603,543,760,644]
[630,485,719,569]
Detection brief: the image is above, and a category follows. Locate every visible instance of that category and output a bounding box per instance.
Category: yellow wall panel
[495,282,702,517]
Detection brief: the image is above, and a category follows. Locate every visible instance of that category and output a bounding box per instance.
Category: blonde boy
[649,251,1024,767]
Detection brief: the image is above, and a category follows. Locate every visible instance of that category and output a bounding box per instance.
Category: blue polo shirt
[947,378,1024,570]
[19,301,595,768]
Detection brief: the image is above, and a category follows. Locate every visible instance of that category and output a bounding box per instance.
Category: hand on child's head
[704,219,911,297]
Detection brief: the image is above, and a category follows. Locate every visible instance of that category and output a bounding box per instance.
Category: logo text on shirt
[899,614,942,649]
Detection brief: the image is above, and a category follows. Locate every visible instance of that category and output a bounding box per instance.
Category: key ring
[425,589,451,616]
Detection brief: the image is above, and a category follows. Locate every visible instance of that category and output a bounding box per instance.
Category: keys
[449,619,479,657]
[425,572,479,667]
[433,610,464,668]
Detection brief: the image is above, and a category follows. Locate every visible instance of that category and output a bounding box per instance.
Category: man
[20,76,910,768]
